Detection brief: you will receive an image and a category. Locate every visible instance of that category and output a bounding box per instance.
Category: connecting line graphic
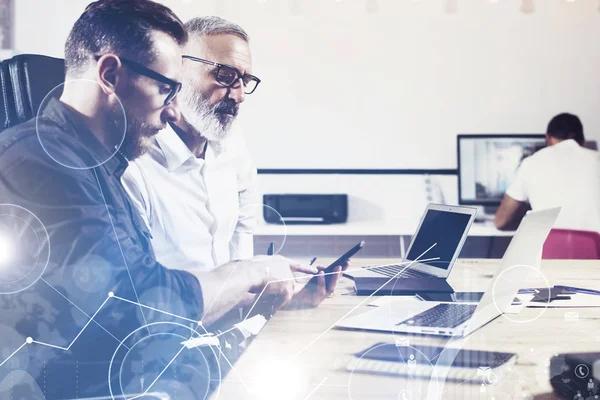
[0,289,257,400]
[0,292,227,372]
[291,242,438,359]
[112,295,200,326]
[0,295,116,368]
[63,393,169,400]
[360,257,440,271]
[242,256,440,322]
[94,169,150,333]
[440,375,478,396]
[40,277,123,346]
[31,295,113,352]
[128,344,188,400]
[0,342,27,368]
[201,260,243,320]
[302,377,328,400]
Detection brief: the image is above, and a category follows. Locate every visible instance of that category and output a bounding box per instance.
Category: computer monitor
[457,134,547,206]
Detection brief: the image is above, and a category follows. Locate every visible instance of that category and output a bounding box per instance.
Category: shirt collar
[153,123,234,170]
[154,123,197,172]
[42,98,129,177]
[554,138,579,148]
[205,140,224,162]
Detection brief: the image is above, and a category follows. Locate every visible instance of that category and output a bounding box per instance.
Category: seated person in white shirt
[122,16,349,321]
[495,113,600,231]
[123,16,260,272]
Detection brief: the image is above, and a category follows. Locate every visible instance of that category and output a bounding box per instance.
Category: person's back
[495,113,600,232]
[508,139,600,231]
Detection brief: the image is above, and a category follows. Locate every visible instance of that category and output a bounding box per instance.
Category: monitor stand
[473,205,499,223]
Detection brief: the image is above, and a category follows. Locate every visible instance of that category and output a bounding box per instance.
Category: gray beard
[179,89,234,143]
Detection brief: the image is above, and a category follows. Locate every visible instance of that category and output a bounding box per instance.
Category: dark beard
[119,110,161,160]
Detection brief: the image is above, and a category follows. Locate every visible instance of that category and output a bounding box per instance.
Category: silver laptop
[337,207,560,337]
[346,204,477,295]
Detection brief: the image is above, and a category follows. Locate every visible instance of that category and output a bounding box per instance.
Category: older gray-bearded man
[122,14,348,315]
[123,16,260,273]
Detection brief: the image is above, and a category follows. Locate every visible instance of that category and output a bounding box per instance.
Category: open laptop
[346,204,477,295]
[337,207,560,337]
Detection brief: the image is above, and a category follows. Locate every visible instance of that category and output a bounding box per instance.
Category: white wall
[13,0,600,170]
[257,173,456,224]
[11,0,600,221]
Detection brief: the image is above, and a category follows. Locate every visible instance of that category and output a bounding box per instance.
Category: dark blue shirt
[0,99,205,399]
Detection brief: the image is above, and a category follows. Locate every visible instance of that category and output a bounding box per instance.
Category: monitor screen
[458,135,546,205]
[406,209,473,271]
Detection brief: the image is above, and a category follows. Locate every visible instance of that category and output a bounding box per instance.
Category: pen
[555,285,600,296]
[309,257,317,266]
[265,242,278,318]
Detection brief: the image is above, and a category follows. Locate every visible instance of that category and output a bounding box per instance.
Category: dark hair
[547,113,585,145]
[65,0,187,76]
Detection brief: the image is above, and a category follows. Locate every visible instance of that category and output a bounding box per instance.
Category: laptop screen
[405,209,472,271]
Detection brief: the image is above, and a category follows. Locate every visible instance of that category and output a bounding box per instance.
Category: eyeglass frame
[94,55,182,106]
[182,55,261,95]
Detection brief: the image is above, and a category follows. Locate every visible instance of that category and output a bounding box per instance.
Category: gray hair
[184,16,249,43]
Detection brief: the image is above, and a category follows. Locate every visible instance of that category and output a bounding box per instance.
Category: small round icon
[484,372,498,386]
[575,364,590,379]
[398,389,412,400]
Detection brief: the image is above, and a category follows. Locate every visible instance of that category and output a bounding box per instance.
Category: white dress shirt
[506,139,600,232]
[121,123,258,272]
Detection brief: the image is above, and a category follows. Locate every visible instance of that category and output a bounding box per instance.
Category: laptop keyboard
[365,264,434,279]
[396,303,477,328]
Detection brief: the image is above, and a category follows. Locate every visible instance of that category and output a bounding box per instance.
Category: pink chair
[542,229,600,259]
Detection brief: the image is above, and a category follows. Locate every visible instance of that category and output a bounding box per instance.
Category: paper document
[235,315,267,335]
[527,292,600,308]
[181,335,220,349]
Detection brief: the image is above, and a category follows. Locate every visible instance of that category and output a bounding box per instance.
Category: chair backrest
[583,140,598,151]
[542,228,600,259]
[0,54,65,132]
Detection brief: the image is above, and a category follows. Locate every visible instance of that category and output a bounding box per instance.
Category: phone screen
[325,241,365,270]
[323,241,365,284]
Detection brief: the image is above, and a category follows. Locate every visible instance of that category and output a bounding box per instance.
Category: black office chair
[0,54,65,133]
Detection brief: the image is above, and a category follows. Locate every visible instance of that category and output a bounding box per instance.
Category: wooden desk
[211,259,600,400]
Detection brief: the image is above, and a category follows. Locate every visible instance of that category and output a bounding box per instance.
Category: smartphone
[350,343,516,382]
[322,241,365,284]
[356,343,516,369]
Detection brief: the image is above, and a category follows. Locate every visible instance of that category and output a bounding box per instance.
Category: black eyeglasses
[182,55,261,95]
[94,55,182,106]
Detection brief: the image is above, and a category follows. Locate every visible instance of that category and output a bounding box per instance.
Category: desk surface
[212,258,600,400]
[254,220,514,237]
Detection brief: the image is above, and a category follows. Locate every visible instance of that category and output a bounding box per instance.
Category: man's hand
[284,260,351,309]
[248,255,318,308]
[198,256,317,326]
